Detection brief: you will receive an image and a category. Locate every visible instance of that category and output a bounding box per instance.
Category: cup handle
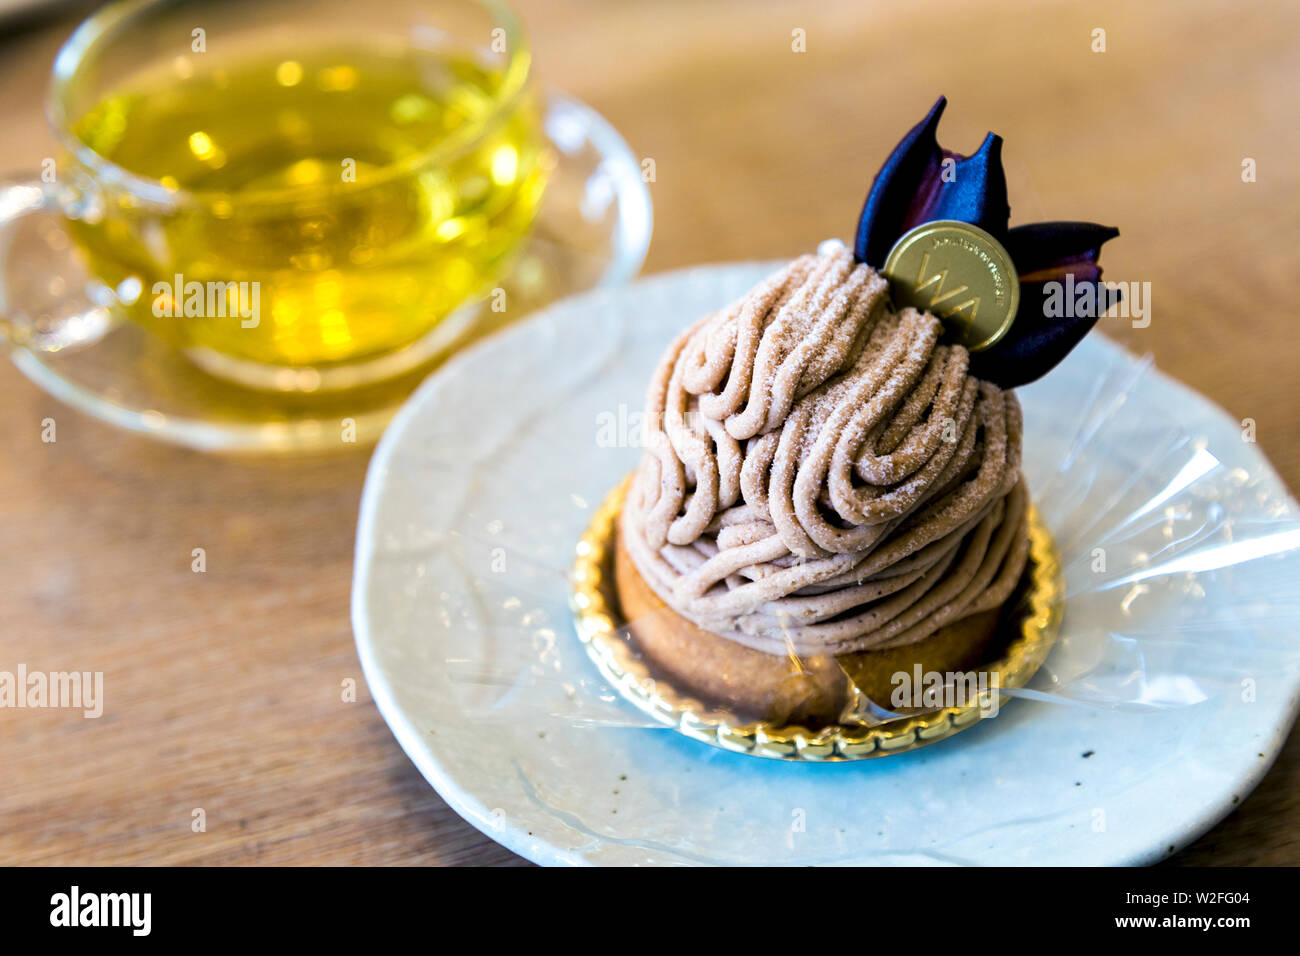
[0,175,117,353]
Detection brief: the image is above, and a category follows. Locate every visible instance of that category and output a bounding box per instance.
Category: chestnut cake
[615,243,1028,726]
[601,98,1117,731]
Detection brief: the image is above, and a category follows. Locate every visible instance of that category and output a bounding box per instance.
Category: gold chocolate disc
[882,220,1020,352]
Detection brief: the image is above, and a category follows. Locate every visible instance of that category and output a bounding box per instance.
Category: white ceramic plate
[353,263,1300,866]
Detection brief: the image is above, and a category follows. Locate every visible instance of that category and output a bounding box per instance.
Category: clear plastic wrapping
[430,336,1300,740]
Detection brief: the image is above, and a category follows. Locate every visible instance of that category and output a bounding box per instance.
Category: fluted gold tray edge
[570,474,1064,761]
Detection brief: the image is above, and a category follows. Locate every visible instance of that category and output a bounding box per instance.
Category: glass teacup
[2,0,550,392]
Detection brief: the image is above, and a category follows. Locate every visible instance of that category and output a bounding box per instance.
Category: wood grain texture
[0,0,1297,866]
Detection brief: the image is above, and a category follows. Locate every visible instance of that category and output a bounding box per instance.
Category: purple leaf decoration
[1003,221,1118,280]
[854,96,1009,267]
[970,222,1121,387]
[854,98,1120,389]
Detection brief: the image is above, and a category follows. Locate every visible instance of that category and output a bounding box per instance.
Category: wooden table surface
[2,0,1297,866]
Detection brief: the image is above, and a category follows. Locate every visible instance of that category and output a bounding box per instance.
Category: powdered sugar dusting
[623,244,1030,656]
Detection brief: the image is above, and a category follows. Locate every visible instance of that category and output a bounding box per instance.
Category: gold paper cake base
[571,476,1064,761]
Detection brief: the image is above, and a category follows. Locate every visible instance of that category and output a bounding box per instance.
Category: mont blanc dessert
[604,98,1117,730]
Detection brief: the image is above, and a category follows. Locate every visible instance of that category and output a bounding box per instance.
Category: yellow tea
[69,45,548,375]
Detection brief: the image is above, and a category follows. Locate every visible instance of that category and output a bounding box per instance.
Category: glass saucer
[4,92,652,453]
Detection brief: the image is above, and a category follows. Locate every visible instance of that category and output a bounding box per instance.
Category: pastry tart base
[571,475,1064,761]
